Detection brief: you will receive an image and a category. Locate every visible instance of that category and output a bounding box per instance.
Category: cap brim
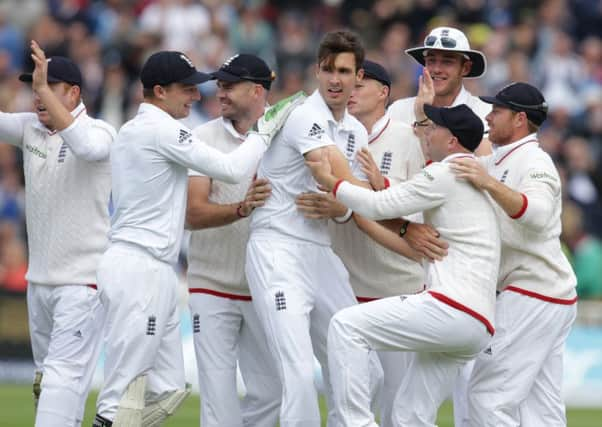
[18,73,66,84]
[210,70,244,83]
[179,71,212,85]
[405,47,486,78]
[423,104,448,128]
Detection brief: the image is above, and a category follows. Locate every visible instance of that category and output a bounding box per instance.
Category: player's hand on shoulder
[252,91,307,144]
[450,157,492,190]
[404,222,448,262]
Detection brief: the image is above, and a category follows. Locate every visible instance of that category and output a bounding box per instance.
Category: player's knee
[328,308,359,344]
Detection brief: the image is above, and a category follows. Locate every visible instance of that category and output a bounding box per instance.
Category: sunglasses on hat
[425,35,457,48]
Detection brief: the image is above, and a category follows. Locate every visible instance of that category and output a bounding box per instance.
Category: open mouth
[37,106,47,113]
[328,88,343,95]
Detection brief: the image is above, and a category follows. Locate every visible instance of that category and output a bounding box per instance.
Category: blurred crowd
[0,0,601,298]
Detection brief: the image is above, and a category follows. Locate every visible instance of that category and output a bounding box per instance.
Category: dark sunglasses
[425,35,457,48]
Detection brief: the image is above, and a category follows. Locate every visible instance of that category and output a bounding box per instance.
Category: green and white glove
[252,91,306,145]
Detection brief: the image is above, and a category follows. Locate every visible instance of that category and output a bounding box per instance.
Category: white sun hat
[405,26,487,78]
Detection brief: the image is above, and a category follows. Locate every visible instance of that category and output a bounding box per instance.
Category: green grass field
[2,384,601,426]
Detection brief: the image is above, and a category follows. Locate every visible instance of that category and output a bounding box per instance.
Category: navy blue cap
[480,82,548,126]
[140,51,211,89]
[211,54,275,90]
[424,104,484,152]
[361,60,391,88]
[19,56,83,86]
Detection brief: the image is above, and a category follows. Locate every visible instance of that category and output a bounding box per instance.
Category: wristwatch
[398,220,410,237]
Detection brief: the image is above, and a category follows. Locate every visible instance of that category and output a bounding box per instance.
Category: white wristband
[332,208,353,224]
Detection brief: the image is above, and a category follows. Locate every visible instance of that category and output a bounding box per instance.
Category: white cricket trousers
[28,283,104,427]
[95,242,186,420]
[246,237,373,427]
[328,292,491,427]
[189,292,281,427]
[468,290,577,427]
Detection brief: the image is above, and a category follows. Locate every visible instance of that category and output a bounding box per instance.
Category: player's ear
[154,84,166,100]
[356,68,364,81]
[461,59,472,78]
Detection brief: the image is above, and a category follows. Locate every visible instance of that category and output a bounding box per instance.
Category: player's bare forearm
[185,201,244,230]
[354,214,422,262]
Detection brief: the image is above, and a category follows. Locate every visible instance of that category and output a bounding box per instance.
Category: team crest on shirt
[275,291,287,311]
[193,314,200,333]
[178,128,192,144]
[346,133,356,159]
[146,316,157,336]
[308,123,324,139]
[58,141,69,163]
[500,169,509,183]
[380,151,392,176]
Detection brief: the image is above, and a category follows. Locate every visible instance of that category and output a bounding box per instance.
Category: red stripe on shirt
[428,291,495,335]
[510,193,528,219]
[332,179,344,198]
[368,119,390,144]
[504,286,578,305]
[189,288,252,301]
[383,177,390,189]
[87,284,97,290]
[494,140,537,166]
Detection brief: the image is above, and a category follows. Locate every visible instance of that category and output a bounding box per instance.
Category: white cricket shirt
[250,90,368,245]
[187,117,254,297]
[335,153,501,334]
[109,103,267,265]
[0,103,115,285]
[329,115,426,299]
[482,134,578,302]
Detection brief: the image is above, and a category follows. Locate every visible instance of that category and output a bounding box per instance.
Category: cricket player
[92,51,303,427]
[306,103,500,427]
[244,30,380,427]
[388,27,492,423]
[334,60,426,426]
[298,60,427,425]
[0,41,115,427]
[186,54,281,427]
[451,82,578,427]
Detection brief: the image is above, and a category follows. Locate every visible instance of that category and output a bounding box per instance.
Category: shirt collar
[307,89,354,131]
[368,113,392,143]
[33,102,87,134]
[491,133,539,157]
[221,117,245,141]
[441,152,475,163]
[450,86,471,107]
[138,102,175,121]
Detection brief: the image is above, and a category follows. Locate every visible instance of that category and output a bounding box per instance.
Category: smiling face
[33,82,79,129]
[316,52,360,120]
[423,50,471,99]
[216,80,262,121]
[159,82,201,119]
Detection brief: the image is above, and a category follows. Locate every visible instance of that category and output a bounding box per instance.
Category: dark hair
[317,30,364,73]
[143,86,157,99]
